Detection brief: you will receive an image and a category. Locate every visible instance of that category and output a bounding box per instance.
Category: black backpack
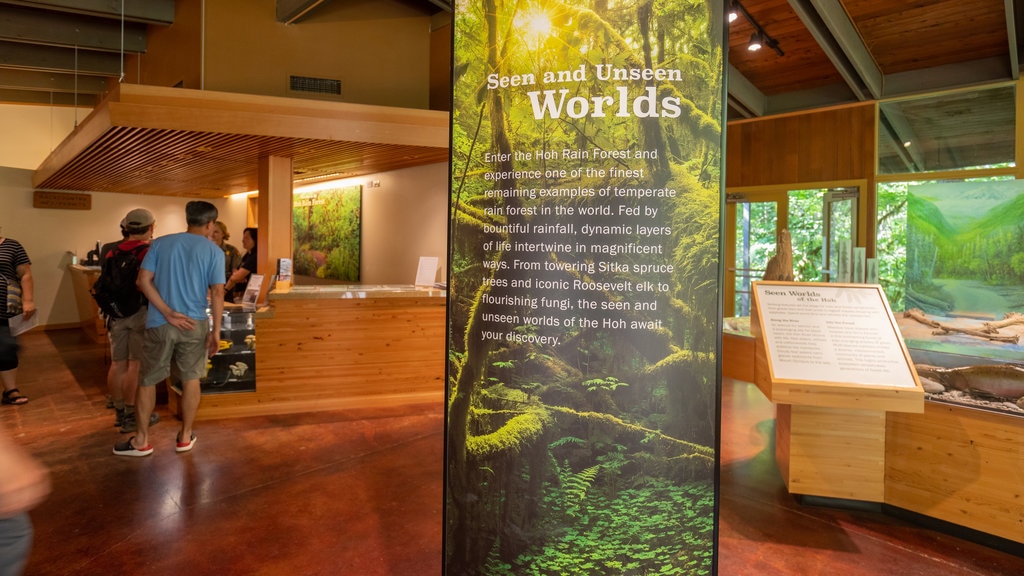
[91,244,148,319]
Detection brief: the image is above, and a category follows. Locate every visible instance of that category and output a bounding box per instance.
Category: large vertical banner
[446,1,724,574]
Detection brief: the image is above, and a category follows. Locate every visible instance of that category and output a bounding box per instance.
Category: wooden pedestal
[67,264,105,343]
[776,403,886,501]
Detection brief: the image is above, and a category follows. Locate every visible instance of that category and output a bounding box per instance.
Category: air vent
[289,75,341,95]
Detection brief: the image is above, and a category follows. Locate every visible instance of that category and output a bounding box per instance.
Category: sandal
[1,388,28,405]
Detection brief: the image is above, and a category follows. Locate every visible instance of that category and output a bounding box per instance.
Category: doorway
[725,186,860,317]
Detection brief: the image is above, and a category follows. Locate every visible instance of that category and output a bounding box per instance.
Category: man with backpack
[114,201,225,457]
[94,208,159,434]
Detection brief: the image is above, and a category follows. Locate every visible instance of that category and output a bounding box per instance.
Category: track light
[747,33,762,51]
[728,0,783,57]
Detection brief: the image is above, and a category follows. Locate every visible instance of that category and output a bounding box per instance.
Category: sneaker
[113,437,153,457]
[120,412,159,434]
[175,433,197,453]
[113,407,125,428]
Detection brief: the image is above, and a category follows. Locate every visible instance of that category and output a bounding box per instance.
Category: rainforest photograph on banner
[446,0,724,574]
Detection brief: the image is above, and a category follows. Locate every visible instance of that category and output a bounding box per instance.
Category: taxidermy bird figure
[762,229,794,282]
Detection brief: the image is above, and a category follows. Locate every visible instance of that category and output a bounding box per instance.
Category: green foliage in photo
[292,186,361,281]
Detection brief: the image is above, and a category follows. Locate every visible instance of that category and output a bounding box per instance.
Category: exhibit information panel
[753,282,917,387]
[445,1,725,574]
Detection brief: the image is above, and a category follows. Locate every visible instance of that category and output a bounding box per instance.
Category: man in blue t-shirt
[114,201,225,457]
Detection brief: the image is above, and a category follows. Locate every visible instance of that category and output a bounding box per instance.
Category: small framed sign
[33,191,91,210]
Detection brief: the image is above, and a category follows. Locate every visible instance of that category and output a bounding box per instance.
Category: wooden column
[257,155,293,291]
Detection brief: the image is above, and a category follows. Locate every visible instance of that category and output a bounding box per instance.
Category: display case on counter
[203,309,257,394]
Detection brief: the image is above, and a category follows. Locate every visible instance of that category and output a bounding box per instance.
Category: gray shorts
[140,319,210,387]
[108,306,147,362]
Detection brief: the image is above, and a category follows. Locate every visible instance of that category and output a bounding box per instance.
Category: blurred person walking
[0,235,34,406]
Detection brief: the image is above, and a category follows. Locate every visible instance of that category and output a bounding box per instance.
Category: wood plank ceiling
[0,0,1020,196]
[32,83,451,198]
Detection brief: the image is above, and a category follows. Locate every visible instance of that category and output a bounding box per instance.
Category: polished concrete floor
[1,329,1021,575]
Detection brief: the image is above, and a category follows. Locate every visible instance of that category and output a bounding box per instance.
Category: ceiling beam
[0,39,122,76]
[787,0,880,100]
[765,82,858,115]
[0,1,174,25]
[276,0,331,24]
[0,67,108,94]
[1008,0,1022,78]
[883,57,1013,98]
[726,64,766,117]
[0,4,148,53]
[424,0,452,11]
[0,86,96,105]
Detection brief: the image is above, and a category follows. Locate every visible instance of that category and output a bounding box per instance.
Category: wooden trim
[726,100,875,126]
[874,167,1017,183]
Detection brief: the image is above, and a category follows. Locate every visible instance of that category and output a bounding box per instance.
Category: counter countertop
[269,284,446,300]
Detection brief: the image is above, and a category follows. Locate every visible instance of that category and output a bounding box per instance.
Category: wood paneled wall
[726,103,876,188]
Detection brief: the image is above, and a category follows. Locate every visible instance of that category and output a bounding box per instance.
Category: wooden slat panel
[728,0,844,96]
[842,0,1007,74]
[33,83,450,198]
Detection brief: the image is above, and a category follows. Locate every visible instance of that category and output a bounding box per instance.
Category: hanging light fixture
[747,33,763,51]
[728,0,783,56]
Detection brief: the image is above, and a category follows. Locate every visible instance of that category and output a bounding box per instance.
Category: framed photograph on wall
[292,185,361,283]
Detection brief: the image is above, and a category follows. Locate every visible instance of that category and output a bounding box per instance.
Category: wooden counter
[67,264,106,343]
[175,285,446,420]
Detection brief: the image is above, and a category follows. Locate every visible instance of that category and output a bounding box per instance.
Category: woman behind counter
[225,227,257,303]
[210,221,242,281]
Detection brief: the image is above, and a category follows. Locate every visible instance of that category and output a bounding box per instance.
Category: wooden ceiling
[728,0,1022,174]
[3,1,1022,196]
[727,0,1020,116]
[32,84,451,198]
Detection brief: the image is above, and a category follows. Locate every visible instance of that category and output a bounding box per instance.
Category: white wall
[0,103,92,170]
[360,162,448,284]
[0,102,450,327]
[0,166,248,327]
[294,162,449,285]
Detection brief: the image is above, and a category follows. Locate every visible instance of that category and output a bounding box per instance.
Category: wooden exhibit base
[886,402,1024,544]
[776,403,886,502]
[723,322,1024,546]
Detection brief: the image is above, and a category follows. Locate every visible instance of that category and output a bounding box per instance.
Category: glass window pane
[878,85,1015,174]
[733,201,777,316]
